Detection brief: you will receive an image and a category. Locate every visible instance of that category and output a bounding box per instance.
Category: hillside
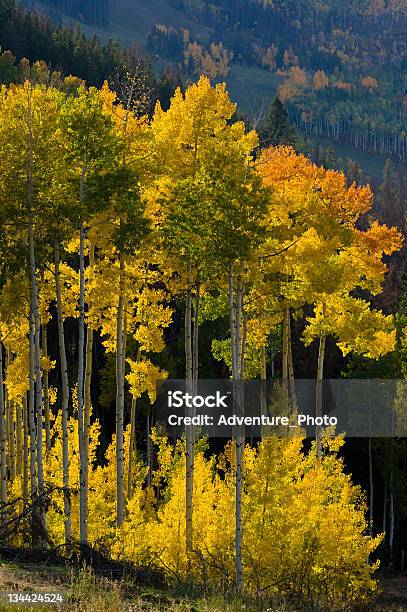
[16,0,407,180]
[26,0,211,45]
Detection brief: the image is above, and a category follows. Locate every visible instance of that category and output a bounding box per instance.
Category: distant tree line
[163,0,407,159]
[0,0,182,110]
[0,0,121,85]
[24,0,110,28]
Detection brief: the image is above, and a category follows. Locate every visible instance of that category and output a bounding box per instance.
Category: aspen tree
[208,174,267,590]
[26,84,45,528]
[86,249,169,512]
[152,76,259,563]
[0,82,64,539]
[257,146,402,453]
[0,284,34,511]
[98,82,151,527]
[60,85,119,542]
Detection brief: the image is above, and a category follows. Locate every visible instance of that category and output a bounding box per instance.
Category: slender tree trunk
[28,223,45,540]
[16,401,23,476]
[282,311,288,384]
[389,470,395,569]
[42,323,51,452]
[28,262,36,489]
[28,300,37,541]
[369,437,374,537]
[122,306,128,384]
[8,401,15,482]
[6,362,16,482]
[260,345,267,438]
[146,410,152,488]
[192,281,200,394]
[286,310,297,414]
[185,280,193,559]
[185,278,200,561]
[282,309,289,417]
[185,290,193,386]
[0,334,7,513]
[55,243,72,545]
[77,220,87,544]
[230,265,244,590]
[127,397,136,499]
[315,334,326,457]
[116,253,125,527]
[83,243,94,538]
[33,279,44,501]
[368,382,373,537]
[23,394,28,509]
[229,266,238,380]
[4,351,10,478]
[25,141,45,528]
[235,272,244,591]
[383,478,387,542]
[271,345,275,379]
[26,87,40,542]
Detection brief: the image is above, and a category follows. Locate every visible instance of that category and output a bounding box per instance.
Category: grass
[0,558,406,611]
[224,65,281,116]
[0,560,289,611]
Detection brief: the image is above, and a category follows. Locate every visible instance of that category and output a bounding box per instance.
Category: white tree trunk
[0,334,8,511]
[6,384,15,483]
[230,265,244,590]
[282,310,288,385]
[235,272,244,591]
[185,284,193,558]
[287,310,297,414]
[32,244,44,511]
[42,323,51,452]
[28,301,37,498]
[23,394,28,508]
[260,345,267,438]
[26,85,43,541]
[316,334,326,457]
[83,243,94,539]
[16,401,23,476]
[77,221,87,544]
[281,309,289,420]
[193,282,200,395]
[116,253,125,527]
[55,243,72,545]
[127,397,136,499]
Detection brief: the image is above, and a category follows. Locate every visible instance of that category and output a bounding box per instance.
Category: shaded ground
[0,552,406,610]
[377,576,407,610]
[0,555,283,611]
